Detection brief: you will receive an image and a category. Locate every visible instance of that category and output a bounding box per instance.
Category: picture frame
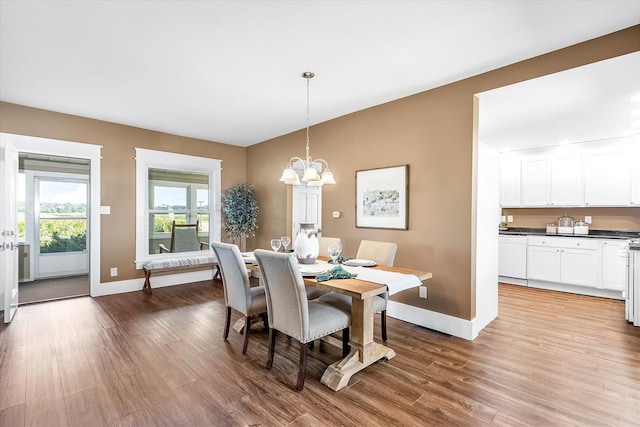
[356,165,409,230]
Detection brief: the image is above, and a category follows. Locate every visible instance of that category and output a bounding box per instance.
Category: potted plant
[222,182,259,250]
[499,221,509,231]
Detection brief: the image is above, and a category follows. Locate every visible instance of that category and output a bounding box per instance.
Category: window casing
[135,148,221,268]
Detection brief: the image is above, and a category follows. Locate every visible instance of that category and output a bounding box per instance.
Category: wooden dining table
[248,256,432,391]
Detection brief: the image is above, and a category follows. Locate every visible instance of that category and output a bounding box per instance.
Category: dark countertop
[499,227,640,240]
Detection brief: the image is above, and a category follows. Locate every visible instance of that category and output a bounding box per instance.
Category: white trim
[0,133,101,298]
[93,269,216,296]
[498,276,528,286]
[134,148,221,269]
[387,301,477,340]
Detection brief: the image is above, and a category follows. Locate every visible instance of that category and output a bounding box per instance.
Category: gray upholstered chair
[253,249,351,391]
[318,236,342,257]
[159,220,209,253]
[211,242,268,354]
[319,240,397,342]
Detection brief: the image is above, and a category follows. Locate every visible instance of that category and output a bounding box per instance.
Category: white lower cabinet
[527,236,602,289]
[602,240,627,291]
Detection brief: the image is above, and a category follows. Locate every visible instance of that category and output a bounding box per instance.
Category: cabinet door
[527,245,561,282]
[499,156,521,207]
[292,185,322,238]
[499,236,527,278]
[561,248,601,288]
[631,146,640,206]
[584,148,631,206]
[550,153,583,206]
[522,157,550,206]
[602,240,627,291]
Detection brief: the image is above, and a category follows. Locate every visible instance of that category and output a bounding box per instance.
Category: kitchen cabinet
[527,236,601,288]
[584,147,631,206]
[521,157,550,206]
[602,240,627,291]
[498,235,527,279]
[550,153,583,206]
[631,146,640,206]
[499,156,521,207]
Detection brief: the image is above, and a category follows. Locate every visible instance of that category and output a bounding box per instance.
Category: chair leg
[381,309,387,342]
[266,328,276,370]
[309,340,314,351]
[261,312,268,332]
[342,328,351,358]
[242,315,251,354]
[223,306,231,340]
[296,342,309,391]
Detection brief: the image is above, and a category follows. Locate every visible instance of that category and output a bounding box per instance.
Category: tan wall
[502,207,640,231]
[247,25,640,321]
[0,102,248,283]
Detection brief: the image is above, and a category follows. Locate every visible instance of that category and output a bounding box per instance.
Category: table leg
[321,296,395,391]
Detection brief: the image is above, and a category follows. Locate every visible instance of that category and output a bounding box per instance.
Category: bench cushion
[143,254,217,271]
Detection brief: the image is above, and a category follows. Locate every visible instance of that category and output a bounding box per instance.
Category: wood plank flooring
[1,281,639,426]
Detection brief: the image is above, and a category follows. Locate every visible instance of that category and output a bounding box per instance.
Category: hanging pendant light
[279,72,336,186]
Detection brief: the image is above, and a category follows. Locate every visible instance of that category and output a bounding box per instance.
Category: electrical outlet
[501,215,506,222]
[419,286,427,299]
[110,267,118,277]
[507,215,514,223]
[585,216,592,224]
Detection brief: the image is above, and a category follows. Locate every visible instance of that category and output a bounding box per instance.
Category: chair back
[171,221,201,252]
[211,242,252,314]
[318,236,342,257]
[356,240,397,266]
[254,249,309,341]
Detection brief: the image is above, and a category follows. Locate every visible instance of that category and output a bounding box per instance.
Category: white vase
[293,222,319,264]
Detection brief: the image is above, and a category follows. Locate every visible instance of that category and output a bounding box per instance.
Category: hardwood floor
[1,281,638,426]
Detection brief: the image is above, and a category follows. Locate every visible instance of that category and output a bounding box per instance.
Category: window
[37,179,88,253]
[135,149,221,267]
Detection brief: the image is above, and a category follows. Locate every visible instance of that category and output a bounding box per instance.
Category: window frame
[135,148,221,269]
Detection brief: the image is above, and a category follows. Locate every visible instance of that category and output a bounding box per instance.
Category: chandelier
[279,72,336,186]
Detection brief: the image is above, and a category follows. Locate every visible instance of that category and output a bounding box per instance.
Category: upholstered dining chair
[211,242,268,354]
[318,236,342,257]
[253,249,351,391]
[159,220,209,253]
[319,240,397,342]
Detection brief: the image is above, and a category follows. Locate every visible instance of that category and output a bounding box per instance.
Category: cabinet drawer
[527,236,600,250]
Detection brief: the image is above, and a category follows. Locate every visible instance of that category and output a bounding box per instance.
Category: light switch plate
[585,216,592,224]
[100,206,111,215]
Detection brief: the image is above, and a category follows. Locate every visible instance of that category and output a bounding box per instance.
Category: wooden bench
[142,254,219,294]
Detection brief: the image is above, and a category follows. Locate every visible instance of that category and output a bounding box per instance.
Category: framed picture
[356,165,409,230]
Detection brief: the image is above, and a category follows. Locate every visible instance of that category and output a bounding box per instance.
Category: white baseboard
[527,280,624,300]
[387,300,478,340]
[92,270,215,297]
[498,276,528,286]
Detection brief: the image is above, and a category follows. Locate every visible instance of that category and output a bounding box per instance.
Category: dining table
[246,254,432,391]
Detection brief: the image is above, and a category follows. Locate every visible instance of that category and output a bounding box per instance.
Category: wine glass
[328,241,342,266]
[280,236,291,252]
[270,238,282,252]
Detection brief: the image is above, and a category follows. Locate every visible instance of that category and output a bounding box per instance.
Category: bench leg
[143,270,152,295]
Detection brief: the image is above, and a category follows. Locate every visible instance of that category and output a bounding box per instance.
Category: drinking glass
[280,236,291,252]
[328,242,342,265]
[270,239,282,252]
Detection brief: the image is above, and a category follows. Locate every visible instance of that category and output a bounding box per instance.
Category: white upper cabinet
[499,156,521,207]
[521,157,550,206]
[550,153,583,206]
[631,145,640,206]
[584,147,631,206]
[499,137,638,208]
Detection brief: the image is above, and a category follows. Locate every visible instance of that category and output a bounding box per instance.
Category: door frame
[1,133,101,299]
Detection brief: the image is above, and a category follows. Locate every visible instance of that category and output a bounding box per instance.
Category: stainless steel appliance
[625,238,640,327]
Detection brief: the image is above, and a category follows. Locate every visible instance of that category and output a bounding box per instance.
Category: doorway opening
[18,153,90,304]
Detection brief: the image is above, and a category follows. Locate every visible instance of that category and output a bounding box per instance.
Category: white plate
[343,259,377,267]
[241,252,256,263]
[299,263,328,277]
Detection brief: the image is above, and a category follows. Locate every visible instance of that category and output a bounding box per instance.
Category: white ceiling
[1,1,639,148]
